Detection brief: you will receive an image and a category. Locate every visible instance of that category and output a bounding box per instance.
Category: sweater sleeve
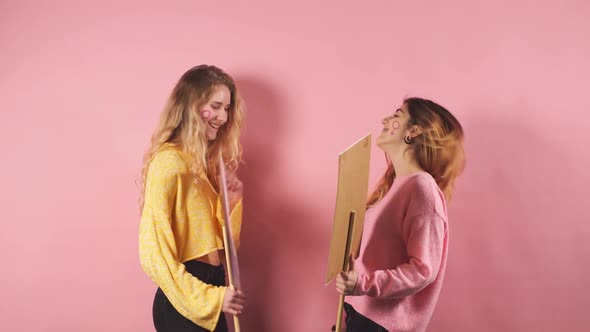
[139,152,226,331]
[353,212,446,299]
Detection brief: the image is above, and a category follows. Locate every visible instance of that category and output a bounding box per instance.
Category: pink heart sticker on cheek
[200,110,210,119]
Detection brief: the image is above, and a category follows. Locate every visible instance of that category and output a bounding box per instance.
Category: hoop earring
[404,136,414,144]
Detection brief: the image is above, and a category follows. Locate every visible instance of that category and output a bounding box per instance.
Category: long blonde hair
[367,97,465,207]
[139,65,245,209]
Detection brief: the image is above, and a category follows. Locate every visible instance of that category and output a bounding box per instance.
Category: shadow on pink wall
[431,110,588,331]
[234,76,329,331]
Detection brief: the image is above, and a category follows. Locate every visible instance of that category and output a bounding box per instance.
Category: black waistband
[183,260,226,287]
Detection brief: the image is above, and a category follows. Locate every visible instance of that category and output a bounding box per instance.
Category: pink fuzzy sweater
[347,172,449,332]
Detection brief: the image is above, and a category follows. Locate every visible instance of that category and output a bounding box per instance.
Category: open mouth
[209,123,221,130]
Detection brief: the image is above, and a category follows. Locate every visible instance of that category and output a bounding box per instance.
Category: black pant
[343,302,387,332]
[153,260,228,332]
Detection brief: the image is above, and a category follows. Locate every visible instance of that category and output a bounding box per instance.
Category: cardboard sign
[325,133,372,285]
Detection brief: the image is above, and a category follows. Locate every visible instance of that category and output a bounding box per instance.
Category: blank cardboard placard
[325,133,371,285]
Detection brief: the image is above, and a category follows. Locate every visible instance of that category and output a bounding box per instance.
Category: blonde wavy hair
[139,65,245,209]
[367,97,465,207]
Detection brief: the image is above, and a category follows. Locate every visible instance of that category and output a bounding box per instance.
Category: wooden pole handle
[222,226,241,332]
[334,211,356,331]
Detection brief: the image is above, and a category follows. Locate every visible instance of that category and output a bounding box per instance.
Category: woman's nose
[215,109,228,123]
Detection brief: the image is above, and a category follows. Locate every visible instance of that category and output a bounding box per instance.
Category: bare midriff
[193,250,224,267]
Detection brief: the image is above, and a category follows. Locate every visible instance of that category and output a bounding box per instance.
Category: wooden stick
[222,225,241,332]
[335,210,356,332]
[219,154,242,332]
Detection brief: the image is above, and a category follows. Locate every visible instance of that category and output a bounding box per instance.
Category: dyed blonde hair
[367,97,465,207]
[139,65,245,209]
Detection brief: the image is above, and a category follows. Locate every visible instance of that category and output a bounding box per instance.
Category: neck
[383,144,424,177]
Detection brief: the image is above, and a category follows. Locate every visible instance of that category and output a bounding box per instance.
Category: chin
[376,137,396,150]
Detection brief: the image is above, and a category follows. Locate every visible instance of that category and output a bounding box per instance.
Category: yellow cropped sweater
[139,144,242,331]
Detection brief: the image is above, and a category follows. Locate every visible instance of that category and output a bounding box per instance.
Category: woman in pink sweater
[335,97,465,332]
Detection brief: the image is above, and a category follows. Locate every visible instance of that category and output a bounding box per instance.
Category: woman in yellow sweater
[139,65,246,332]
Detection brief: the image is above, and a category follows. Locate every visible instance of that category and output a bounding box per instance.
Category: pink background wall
[1,1,589,331]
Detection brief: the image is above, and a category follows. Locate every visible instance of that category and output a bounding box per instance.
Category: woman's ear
[408,125,423,138]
